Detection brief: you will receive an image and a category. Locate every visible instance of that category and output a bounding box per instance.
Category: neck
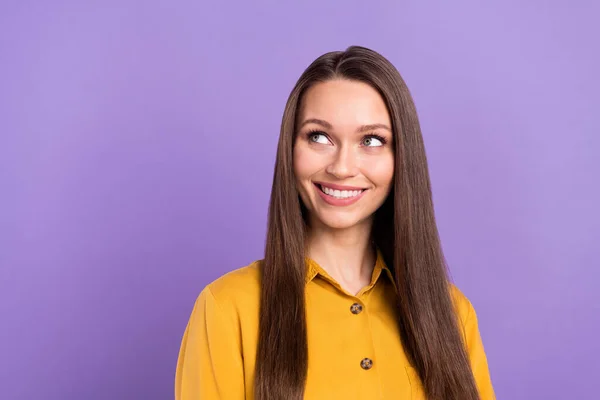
[305,217,376,295]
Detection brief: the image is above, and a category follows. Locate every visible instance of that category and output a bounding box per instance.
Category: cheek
[292,146,306,181]
[364,154,394,187]
[293,144,320,181]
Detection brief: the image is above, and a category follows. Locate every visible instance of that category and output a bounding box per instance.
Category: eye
[308,132,330,144]
[362,135,385,147]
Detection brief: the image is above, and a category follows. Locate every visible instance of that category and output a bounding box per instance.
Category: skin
[293,79,395,295]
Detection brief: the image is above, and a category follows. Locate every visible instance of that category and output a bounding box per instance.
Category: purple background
[1,1,598,399]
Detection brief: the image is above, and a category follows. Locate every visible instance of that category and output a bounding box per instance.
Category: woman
[176,46,495,399]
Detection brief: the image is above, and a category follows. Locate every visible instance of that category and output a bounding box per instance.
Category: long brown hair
[256,45,479,400]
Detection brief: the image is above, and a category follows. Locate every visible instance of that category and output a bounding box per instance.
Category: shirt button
[350,303,363,314]
[360,358,373,370]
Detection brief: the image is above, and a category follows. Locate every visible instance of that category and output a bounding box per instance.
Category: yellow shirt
[175,253,495,399]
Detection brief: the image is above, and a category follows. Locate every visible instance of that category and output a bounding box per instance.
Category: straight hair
[255,45,480,400]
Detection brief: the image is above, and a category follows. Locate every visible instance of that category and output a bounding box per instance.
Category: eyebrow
[299,118,392,133]
[356,123,392,133]
[300,118,333,129]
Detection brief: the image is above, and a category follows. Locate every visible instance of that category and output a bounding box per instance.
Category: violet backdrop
[1,1,598,399]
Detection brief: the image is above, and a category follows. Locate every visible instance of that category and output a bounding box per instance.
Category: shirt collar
[304,247,395,290]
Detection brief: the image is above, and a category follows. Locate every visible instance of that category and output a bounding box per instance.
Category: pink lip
[313,183,367,207]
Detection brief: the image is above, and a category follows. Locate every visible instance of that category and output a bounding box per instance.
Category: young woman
[175,46,495,400]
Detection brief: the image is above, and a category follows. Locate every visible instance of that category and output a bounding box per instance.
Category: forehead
[298,79,391,127]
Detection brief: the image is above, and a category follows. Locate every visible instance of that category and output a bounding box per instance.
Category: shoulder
[449,284,476,328]
[196,260,262,313]
[181,262,263,365]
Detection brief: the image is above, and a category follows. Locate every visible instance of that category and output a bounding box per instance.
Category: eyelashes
[305,129,389,146]
[363,134,388,146]
[306,130,329,144]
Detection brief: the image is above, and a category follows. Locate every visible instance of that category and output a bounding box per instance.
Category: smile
[313,182,368,206]
[318,184,364,199]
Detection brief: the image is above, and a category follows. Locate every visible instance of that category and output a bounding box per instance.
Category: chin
[313,212,367,230]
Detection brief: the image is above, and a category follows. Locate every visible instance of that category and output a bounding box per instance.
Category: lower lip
[314,184,367,206]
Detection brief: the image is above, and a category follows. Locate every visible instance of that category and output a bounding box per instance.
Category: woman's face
[293,79,394,230]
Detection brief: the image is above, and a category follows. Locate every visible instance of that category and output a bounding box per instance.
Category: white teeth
[320,185,363,199]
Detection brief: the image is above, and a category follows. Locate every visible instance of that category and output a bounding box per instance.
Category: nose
[326,145,359,179]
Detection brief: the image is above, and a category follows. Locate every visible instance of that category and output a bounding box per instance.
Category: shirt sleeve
[462,298,496,400]
[175,286,245,399]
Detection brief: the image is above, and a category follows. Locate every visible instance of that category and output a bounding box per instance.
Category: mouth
[314,183,367,200]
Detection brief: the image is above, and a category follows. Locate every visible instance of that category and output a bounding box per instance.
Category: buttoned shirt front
[175,252,495,399]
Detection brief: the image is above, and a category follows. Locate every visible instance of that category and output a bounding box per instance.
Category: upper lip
[314,182,367,191]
